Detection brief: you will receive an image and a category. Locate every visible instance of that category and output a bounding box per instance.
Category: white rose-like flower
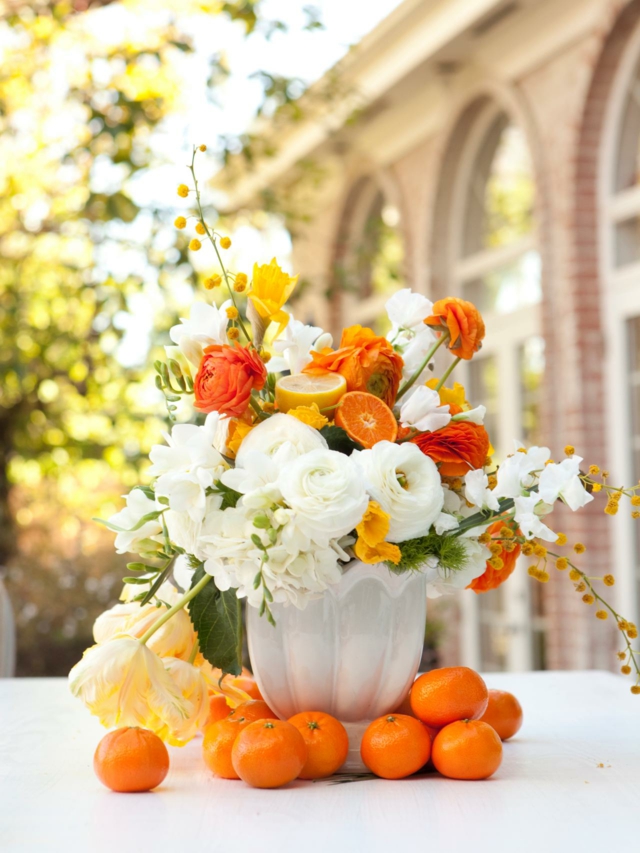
[352,441,444,542]
[235,413,327,467]
[277,449,369,544]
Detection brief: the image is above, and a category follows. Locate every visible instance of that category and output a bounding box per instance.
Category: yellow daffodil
[68,636,188,734]
[94,582,196,660]
[158,658,210,746]
[354,500,401,565]
[248,258,298,338]
[287,403,329,430]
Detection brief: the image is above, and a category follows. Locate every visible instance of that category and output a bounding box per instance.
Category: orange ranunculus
[412,421,490,476]
[424,297,485,360]
[303,325,404,407]
[194,344,266,418]
[468,521,522,594]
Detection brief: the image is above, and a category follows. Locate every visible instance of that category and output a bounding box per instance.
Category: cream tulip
[68,636,188,734]
[158,658,210,746]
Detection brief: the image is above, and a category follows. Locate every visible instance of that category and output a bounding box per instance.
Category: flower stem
[187,147,251,344]
[396,333,449,402]
[435,356,461,392]
[139,572,211,645]
[188,638,199,665]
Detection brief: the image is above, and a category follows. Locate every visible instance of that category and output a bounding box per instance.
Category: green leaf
[138,562,174,606]
[210,479,242,509]
[319,424,363,455]
[187,566,242,676]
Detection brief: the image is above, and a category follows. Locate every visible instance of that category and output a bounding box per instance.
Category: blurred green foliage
[0,0,306,674]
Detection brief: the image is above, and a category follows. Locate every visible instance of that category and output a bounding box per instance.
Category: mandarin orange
[334,391,398,448]
[479,689,523,741]
[431,720,502,780]
[202,716,252,779]
[93,727,169,793]
[228,699,277,723]
[360,714,432,779]
[410,667,488,728]
[231,719,307,788]
[288,711,349,779]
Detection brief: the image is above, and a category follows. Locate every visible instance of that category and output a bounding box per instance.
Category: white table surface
[0,671,638,853]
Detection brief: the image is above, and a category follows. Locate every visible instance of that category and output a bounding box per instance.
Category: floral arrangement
[69,147,640,752]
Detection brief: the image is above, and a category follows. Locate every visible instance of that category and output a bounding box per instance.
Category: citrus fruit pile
[92,667,522,792]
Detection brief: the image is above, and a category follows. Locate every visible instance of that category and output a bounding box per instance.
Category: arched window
[444,102,546,672]
[602,23,640,631]
[335,178,405,334]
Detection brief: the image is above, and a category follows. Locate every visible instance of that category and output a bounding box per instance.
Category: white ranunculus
[385,288,433,335]
[277,449,369,544]
[149,413,228,522]
[424,537,490,598]
[352,441,444,542]
[221,444,297,495]
[108,489,164,556]
[464,468,500,511]
[169,300,231,366]
[513,494,558,541]
[399,385,451,432]
[268,315,332,374]
[235,413,327,467]
[538,456,594,511]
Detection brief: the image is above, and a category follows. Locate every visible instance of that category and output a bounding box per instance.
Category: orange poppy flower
[412,421,490,476]
[468,521,522,593]
[303,325,404,408]
[424,297,485,360]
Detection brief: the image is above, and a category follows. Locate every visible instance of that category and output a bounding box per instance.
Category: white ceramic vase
[247,560,427,772]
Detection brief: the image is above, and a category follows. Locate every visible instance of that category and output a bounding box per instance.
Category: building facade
[223,0,640,672]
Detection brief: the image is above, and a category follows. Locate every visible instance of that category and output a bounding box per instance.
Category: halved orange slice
[334,391,398,449]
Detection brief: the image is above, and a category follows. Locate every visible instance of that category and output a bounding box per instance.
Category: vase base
[340,720,372,774]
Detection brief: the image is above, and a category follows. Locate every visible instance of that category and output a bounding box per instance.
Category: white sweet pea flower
[149,413,228,522]
[538,456,594,511]
[235,413,327,467]
[397,327,438,387]
[435,512,460,535]
[493,444,552,499]
[385,289,433,335]
[513,494,558,541]
[169,300,232,366]
[278,448,369,545]
[352,441,444,542]
[452,405,486,425]
[399,385,451,432]
[108,489,164,555]
[424,537,489,599]
[268,315,332,374]
[464,469,500,512]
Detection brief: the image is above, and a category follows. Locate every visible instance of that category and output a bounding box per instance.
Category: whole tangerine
[93,727,169,793]
[360,714,432,780]
[232,719,307,788]
[228,699,277,723]
[479,689,523,741]
[432,720,503,780]
[202,716,251,779]
[288,711,349,779]
[410,667,488,728]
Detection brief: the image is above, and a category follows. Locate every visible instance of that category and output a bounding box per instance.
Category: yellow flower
[248,258,298,338]
[177,184,189,197]
[426,378,466,409]
[556,533,567,546]
[595,610,608,620]
[93,583,196,659]
[354,500,401,565]
[226,419,254,459]
[199,144,207,152]
[174,216,187,229]
[287,403,329,430]
[195,222,206,235]
[189,238,201,251]
[69,636,188,734]
[158,658,210,746]
[220,236,232,249]
[226,306,239,320]
[564,445,575,456]
[603,574,615,587]
[228,327,240,341]
[204,275,221,290]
